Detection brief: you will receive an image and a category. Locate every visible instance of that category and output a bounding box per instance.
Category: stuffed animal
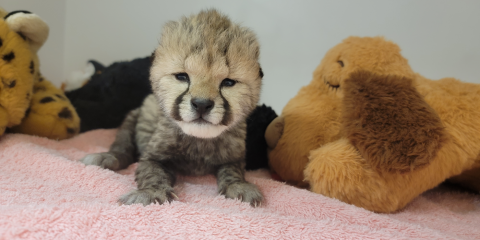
[0,9,80,139]
[265,36,480,213]
[65,57,278,170]
[245,104,278,170]
[65,56,153,133]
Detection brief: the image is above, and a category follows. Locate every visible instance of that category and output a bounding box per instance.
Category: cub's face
[149,10,263,139]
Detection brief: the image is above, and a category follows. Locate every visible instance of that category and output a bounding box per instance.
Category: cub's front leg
[119,160,177,205]
[80,109,140,171]
[216,162,263,207]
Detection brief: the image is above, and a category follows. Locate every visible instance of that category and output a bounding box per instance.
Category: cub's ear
[342,70,447,172]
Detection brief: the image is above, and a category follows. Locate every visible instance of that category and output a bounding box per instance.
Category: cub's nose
[191,98,214,115]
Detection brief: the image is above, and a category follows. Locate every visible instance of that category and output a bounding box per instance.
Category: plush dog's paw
[80,152,120,170]
[118,187,177,206]
[221,182,263,207]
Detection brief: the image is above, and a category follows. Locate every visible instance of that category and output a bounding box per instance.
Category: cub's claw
[221,182,263,207]
[118,187,176,206]
[171,192,179,200]
[80,152,120,170]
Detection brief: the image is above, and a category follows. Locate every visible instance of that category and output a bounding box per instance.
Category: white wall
[2,1,480,113]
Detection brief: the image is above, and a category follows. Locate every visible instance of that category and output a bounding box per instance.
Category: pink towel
[0,129,479,239]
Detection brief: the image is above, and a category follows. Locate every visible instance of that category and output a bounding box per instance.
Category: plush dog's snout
[191,98,214,115]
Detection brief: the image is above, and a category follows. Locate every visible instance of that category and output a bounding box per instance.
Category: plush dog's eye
[175,73,189,82]
[221,78,237,87]
[326,81,340,90]
[338,60,344,67]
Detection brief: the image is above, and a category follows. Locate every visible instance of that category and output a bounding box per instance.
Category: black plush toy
[245,104,277,170]
[65,56,277,170]
[65,56,153,132]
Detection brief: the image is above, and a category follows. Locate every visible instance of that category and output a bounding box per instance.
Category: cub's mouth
[191,118,214,125]
[171,95,230,138]
[176,119,228,139]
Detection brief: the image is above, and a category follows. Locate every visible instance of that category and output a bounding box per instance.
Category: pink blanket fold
[0,130,479,240]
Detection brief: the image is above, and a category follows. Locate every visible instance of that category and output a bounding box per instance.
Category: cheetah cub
[80,9,264,207]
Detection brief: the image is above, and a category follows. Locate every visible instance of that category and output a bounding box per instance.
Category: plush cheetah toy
[0,8,80,139]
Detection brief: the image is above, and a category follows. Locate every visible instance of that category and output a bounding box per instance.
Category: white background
[2,0,480,113]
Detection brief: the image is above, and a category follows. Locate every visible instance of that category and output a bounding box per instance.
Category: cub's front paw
[80,152,119,170]
[118,187,177,206]
[221,182,263,207]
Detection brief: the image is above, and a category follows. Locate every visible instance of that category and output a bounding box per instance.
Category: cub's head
[150,9,263,138]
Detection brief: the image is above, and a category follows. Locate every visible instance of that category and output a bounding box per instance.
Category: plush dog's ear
[342,70,447,172]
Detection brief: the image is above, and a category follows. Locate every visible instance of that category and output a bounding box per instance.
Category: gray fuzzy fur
[80,9,263,207]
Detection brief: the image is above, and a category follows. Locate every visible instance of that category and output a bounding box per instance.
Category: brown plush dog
[265,36,480,213]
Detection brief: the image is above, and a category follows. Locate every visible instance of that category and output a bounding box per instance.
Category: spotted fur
[81,9,264,207]
[0,16,35,133]
[0,9,80,139]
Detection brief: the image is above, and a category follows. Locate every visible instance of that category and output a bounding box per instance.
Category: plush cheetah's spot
[24,107,31,118]
[66,127,77,134]
[33,86,46,93]
[58,107,73,119]
[17,32,27,41]
[7,80,16,88]
[0,37,3,48]
[26,92,30,99]
[2,52,15,62]
[2,78,16,88]
[30,61,34,74]
[39,77,44,82]
[55,94,66,100]
[40,96,55,103]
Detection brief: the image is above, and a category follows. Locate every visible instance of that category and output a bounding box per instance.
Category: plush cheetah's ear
[4,10,49,53]
[342,70,447,172]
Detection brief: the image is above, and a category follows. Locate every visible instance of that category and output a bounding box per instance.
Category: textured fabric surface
[0,129,479,240]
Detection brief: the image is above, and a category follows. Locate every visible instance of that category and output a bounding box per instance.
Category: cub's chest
[146,109,247,175]
[161,138,240,175]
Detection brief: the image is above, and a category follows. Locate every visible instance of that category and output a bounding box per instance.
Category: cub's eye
[221,78,237,87]
[174,73,189,82]
[337,60,344,67]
